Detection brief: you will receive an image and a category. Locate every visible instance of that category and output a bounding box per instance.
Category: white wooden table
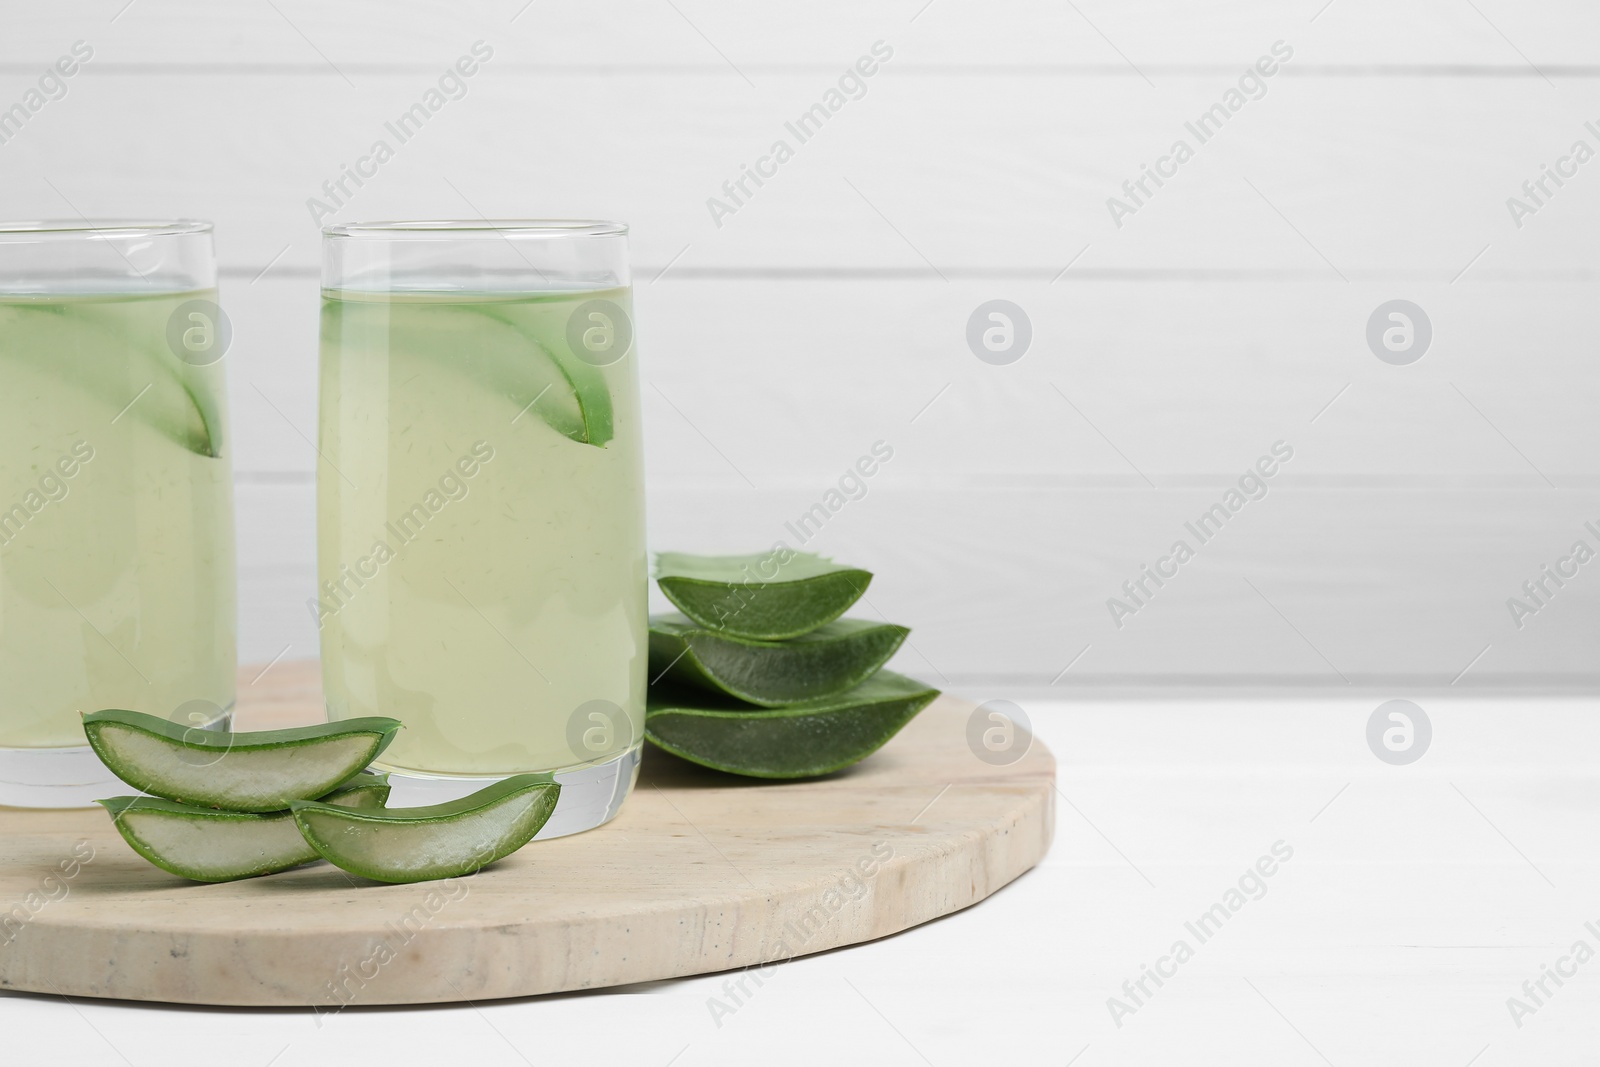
[6,693,1594,1066]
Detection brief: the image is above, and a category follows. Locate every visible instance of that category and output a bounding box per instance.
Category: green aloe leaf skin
[650,614,909,707]
[654,551,872,640]
[644,670,939,779]
[96,772,392,883]
[82,709,402,812]
[290,774,561,885]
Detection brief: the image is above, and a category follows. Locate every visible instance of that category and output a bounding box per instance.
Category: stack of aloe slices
[647,552,940,778]
[83,710,559,885]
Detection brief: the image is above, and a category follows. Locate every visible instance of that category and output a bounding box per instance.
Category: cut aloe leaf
[655,552,872,640]
[0,300,219,458]
[96,772,391,883]
[645,670,938,779]
[82,709,402,812]
[332,299,612,446]
[290,774,561,884]
[650,614,909,706]
[476,304,614,447]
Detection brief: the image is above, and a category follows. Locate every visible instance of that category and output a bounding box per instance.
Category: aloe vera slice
[655,552,872,640]
[290,774,561,884]
[333,298,613,446]
[82,709,402,812]
[0,300,218,457]
[96,773,392,882]
[475,304,615,447]
[645,671,938,779]
[650,614,909,706]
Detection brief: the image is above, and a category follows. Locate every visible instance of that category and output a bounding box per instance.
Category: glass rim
[0,219,213,238]
[322,219,628,240]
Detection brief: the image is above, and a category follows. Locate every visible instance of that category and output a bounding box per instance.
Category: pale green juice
[316,288,646,777]
[0,291,237,747]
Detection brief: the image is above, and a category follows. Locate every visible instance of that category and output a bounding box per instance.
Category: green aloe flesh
[654,552,872,640]
[649,614,909,706]
[96,773,392,882]
[290,774,561,884]
[324,297,613,446]
[82,709,402,812]
[645,670,939,779]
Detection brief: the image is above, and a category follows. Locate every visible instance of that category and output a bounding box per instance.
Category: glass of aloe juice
[0,221,237,807]
[317,221,646,835]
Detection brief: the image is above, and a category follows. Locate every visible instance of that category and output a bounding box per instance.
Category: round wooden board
[0,662,1055,1007]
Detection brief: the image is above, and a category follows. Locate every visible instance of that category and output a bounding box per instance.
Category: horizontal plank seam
[10,63,1600,77]
[219,266,1600,282]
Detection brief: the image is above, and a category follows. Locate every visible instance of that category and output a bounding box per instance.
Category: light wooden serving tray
[0,662,1054,1007]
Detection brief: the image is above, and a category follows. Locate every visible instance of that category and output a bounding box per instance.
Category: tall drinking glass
[0,221,236,807]
[317,221,645,835]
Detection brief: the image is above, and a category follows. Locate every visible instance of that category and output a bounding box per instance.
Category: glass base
[375,743,642,840]
[0,744,130,809]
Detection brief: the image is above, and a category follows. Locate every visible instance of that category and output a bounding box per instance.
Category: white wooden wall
[4,1,1598,691]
